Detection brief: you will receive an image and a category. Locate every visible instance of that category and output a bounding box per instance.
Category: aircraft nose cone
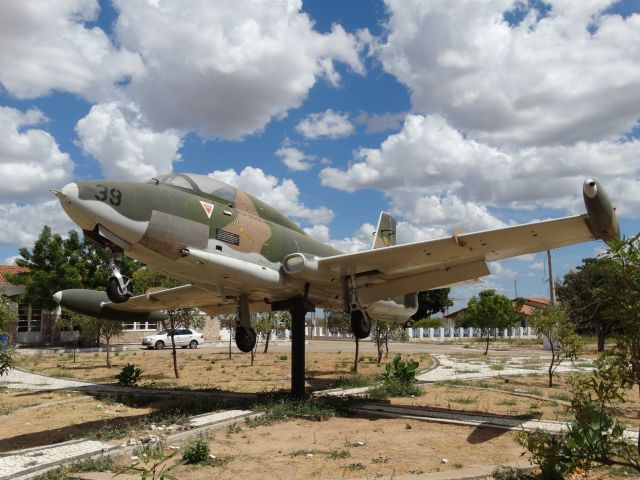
[53,291,62,305]
[60,182,79,200]
[583,178,598,199]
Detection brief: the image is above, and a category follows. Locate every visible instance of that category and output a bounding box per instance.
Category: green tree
[371,319,402,365]
[325,310,361,372]
[519,351,640,477]
[255,311,290,354]
[162,308,207,378]
[529,304,582,387]
[0,290,17,338]
[602,236,640,423]
[59,311,124,368]
[412,317,442,329]
[218,313,236,359]
[9,226,140,309]
[0,291,17,377]
[466,289,516,355]
[557,256,621,351]
[411,288,453,322]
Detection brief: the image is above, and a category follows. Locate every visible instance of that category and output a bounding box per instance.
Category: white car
[142,329,204,350]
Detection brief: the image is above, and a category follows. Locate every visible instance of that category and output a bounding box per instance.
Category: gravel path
[418,354,592,382]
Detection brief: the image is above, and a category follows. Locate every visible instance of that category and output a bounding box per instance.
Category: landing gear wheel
[351,309,371,339]
[189,340,198,349]
[107,276,132,303]
[235,326,256,353]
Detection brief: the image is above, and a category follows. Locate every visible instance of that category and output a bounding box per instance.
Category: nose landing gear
[106,250,133,303]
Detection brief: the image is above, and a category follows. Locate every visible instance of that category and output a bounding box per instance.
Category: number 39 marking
[95,184,122,207]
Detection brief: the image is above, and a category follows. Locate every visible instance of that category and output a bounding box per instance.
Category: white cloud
[530,262,545,271]
[379,0,640,146]
[3,255,19,266]
[295,109,355,139]
[0,107,74,201]
[0,200,75,248]
[330,223,378,253]
[355,111,406,134]
[75,102,182,180]
[113,0,364,139]
[209,167,334,225]
[320,114,640,226]
[276,146,314,172]
[303,225,331,243]
[0,0,143,100]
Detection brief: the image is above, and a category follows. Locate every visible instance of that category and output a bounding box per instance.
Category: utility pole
[514,280,518,299]
[547,249,556,305]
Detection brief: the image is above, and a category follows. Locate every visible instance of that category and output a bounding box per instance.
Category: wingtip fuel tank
[583,178,620,243]
[54,289,166,323]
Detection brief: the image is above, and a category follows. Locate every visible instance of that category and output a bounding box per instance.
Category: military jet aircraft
[53,174,619,353]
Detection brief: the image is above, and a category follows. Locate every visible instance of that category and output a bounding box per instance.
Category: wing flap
[358,260,490,304]
[318,214,593,278]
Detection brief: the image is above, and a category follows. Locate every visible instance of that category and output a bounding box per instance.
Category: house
[443,296,550,328]
[0,265,60,344]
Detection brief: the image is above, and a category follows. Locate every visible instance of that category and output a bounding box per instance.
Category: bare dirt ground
[5,344,640,479]
[15,347,430,393]
[170,417,528,479]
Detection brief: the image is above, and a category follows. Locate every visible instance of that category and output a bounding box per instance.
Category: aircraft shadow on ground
[0,413,151,453]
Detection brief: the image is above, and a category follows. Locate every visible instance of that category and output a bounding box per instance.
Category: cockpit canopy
[149,172,305,235]
[150,173,237,204]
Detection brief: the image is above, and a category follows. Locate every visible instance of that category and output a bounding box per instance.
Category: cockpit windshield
[148,173,237,204]
[183,174,237,204]
[150,174,195,191]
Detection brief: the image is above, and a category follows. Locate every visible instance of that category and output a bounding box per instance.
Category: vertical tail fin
[372,212,396,249]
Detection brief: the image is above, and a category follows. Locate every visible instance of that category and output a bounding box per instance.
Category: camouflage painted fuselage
[58,173,412,319]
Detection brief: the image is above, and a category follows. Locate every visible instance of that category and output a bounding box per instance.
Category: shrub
[182,432,210,464]
[0,347,14,377]
[369,354,422,399]
[382,354,419,384]
[116,363,142,386]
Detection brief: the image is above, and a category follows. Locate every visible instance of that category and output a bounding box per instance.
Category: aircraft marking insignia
[199,201,214,219]
[240,227,253,242]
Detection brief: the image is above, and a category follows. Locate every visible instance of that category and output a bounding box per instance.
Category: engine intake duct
[282,253,333,284]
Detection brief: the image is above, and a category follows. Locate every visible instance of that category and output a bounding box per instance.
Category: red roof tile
[0,266,30,284]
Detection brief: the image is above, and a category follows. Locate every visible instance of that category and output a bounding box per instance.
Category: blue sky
[1,0,639,311]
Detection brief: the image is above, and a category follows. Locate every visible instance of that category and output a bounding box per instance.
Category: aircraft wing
[104,283,272,315]
[55,283,273,319]
[316,214,595,304]
[105,284,220,312]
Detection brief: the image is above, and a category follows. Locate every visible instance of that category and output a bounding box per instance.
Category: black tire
[235,326,256,353]
[107,276,133,303]
[351,309,371,339]
[189,340,198,349]
[154,340,165,350]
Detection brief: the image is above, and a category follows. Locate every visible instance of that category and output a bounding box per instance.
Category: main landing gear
[235,293,257,353]
[343,275,371,339]
[235,326,256,353]
[350,308,371,339]
[106,249,133,303]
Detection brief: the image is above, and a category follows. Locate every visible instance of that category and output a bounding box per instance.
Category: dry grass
[15,349,433,393]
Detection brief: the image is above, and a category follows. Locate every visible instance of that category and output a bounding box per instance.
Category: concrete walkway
[1,409,259,480]
[0,367,253,400]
